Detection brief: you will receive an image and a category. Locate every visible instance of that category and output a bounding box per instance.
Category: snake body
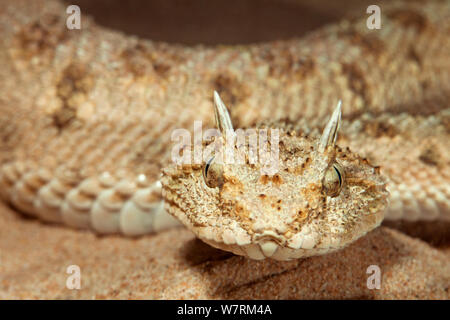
[0,0,449,259]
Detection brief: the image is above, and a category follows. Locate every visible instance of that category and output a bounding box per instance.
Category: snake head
[161,92,388,260]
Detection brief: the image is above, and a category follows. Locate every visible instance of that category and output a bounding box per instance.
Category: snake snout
[254,231,286,257]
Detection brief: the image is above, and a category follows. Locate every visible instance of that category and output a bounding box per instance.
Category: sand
[0,0,448,299]
[0,203,448,299]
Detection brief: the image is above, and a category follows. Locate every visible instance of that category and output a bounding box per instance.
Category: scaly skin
[161,95,449,260]
[162,103,390,260]
[0,0,449,260]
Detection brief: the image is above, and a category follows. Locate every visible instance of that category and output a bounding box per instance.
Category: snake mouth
[254,231,286,257]
[254,230,286,244]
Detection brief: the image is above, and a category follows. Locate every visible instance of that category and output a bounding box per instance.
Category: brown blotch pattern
[292,156,312,175]
[53,64,94,130]
[12,14,69,61]
[263,49,316,80]
[259,174,270,185]
[212,73,250,107]
[120,42,180,78]
[272,174,283,186]
[339,30,386,57]
[300,183,323,211]
[388,9,429,33]
[342,63,370,107]
[225,200,252,228]
[408,46,423,68]
[441,114,450,134]
[259,174,284,185]
[363,120,398,138]
[419,146,441,167]
[297,209,308,221]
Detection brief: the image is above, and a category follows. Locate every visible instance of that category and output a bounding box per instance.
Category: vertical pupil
[204,157,215,178]
[205,162,211,177]
[333,166,342,186]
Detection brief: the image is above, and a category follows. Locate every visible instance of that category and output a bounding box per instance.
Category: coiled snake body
[0,0,449,260]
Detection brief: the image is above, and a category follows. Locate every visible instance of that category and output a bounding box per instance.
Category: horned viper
[0,0,449,261]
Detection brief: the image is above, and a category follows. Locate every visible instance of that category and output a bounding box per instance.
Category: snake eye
[323,163,344,197]
[203,157,224,188]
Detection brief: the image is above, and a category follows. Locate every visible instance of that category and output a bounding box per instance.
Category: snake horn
[213,91,234,136]
[319,100,342,152]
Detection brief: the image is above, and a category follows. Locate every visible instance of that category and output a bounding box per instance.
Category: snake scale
[0,0,449,260]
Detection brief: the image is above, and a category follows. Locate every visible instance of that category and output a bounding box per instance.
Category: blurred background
[66,0,386,45]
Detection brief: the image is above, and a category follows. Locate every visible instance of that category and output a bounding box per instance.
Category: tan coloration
[51,64,95,129]
[162,118,389,260]
[10,13,69,62]
[119,42,178,79]
[419,144,441,167]
[338,30,386,58]
[263,51,316,80]
[387,9,431,33]
[259,174,283,186]
[363,119,398,138]
[0,201,449,300]
[291,156,312,175]
[212,73,250,108]
[158,227,450,299]
[0,0,449,261]
[341,63,370,107]
[339,110,450,222]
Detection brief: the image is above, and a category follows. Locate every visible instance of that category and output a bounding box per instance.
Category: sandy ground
[0,202,448,299]
[0,0,448,300]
